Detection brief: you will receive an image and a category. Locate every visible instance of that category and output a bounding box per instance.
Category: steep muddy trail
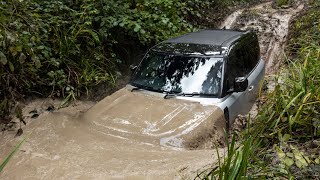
[0,1,305,179]
[221,1,304,74]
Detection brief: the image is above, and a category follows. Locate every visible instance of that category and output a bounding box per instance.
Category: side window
[241,33,260,73]
[225,42,246,91]
[224,33,260,92]
[247,33,260,70]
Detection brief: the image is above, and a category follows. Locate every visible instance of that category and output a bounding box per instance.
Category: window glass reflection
[153,43,222,55]
[131,52,223,96]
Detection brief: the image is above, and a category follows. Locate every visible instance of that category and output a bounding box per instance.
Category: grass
[197,135,255,179]
[201,0,320,178]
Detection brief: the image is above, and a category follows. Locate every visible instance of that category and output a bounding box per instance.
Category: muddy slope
[0,1,305,179]
[221,1,304,74]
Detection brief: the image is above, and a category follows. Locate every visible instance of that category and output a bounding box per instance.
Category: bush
[0,0,210,121]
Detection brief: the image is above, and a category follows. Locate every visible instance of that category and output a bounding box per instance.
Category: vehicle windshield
[131,52,223,97]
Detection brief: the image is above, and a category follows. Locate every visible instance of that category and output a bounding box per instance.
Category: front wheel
[224,108,230,135]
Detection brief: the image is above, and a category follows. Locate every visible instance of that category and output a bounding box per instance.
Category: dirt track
[0,1,305,179]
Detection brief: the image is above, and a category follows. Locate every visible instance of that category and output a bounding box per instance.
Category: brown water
[0,89,225,179]
[0,1,305,179]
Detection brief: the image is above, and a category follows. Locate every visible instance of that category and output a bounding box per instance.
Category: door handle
[248,86,254,91]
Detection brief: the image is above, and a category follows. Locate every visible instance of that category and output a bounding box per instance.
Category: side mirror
[234,77,248,92]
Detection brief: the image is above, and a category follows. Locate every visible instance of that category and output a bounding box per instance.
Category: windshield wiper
[130,84,161,93]
[131,85,216,99]
[130,87,141,92]
[163,92,201,99]
[163,92,218,99]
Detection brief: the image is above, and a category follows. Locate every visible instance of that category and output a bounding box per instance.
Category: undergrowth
[201,0,320,179]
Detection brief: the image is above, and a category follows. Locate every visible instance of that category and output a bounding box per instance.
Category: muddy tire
[224,108,230,134]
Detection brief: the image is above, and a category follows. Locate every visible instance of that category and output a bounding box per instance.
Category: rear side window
[245,33,260,71]
[224,33,260,91]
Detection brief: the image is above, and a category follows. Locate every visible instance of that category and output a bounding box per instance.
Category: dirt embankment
[0,1,306,179]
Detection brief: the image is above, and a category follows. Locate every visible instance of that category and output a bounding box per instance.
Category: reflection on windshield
[131,52,223,96]
[153,43,222,55]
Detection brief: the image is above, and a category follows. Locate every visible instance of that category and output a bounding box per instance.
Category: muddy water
[0,89,225,179]
[82,88,226,149]
[0,1,305,179]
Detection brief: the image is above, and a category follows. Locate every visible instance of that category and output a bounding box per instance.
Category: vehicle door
[223,33,262,123]
[245,34,265,106]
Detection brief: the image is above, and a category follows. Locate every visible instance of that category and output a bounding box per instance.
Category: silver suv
[130,29,265,129]
[87,29,265,148]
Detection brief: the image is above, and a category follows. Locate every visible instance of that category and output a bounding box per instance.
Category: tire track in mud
[0,2,306,179]
[221,1,304,74]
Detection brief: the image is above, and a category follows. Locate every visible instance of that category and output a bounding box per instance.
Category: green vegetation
[276,0,291,7]
[0,0,195,99]
[197,135,255,179]
[203,1,320,179]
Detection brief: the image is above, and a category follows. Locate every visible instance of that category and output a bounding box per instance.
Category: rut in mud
[0,1,305,179]
[221,1,304,74]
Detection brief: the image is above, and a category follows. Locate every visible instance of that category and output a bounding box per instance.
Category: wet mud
[0,1,306,179]
[221,1,305,74]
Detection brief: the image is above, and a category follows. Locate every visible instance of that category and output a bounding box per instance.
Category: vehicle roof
[164,29,246,47]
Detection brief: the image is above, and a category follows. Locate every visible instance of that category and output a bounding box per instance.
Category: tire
[224,108,230,134]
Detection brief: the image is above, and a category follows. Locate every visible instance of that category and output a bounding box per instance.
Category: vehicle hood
[83,87,226,149]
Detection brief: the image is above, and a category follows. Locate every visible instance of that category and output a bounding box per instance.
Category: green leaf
[294,153,308,168]
[16,45,22,52]
[119,22,125,27]
[134,24,141,32]
[32,55,41,69]
[37,46,45,50]
[0,51,7,65]
[295,159,303,168]
[286,152,294,157]
[112,21,118,26]
[81,30,100,43]
[275,145,285,159]
[283,134,291,141]
[284,157,294,167]
[9,46,17,57]
[19,53,26,64]
[9,61,14,72]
